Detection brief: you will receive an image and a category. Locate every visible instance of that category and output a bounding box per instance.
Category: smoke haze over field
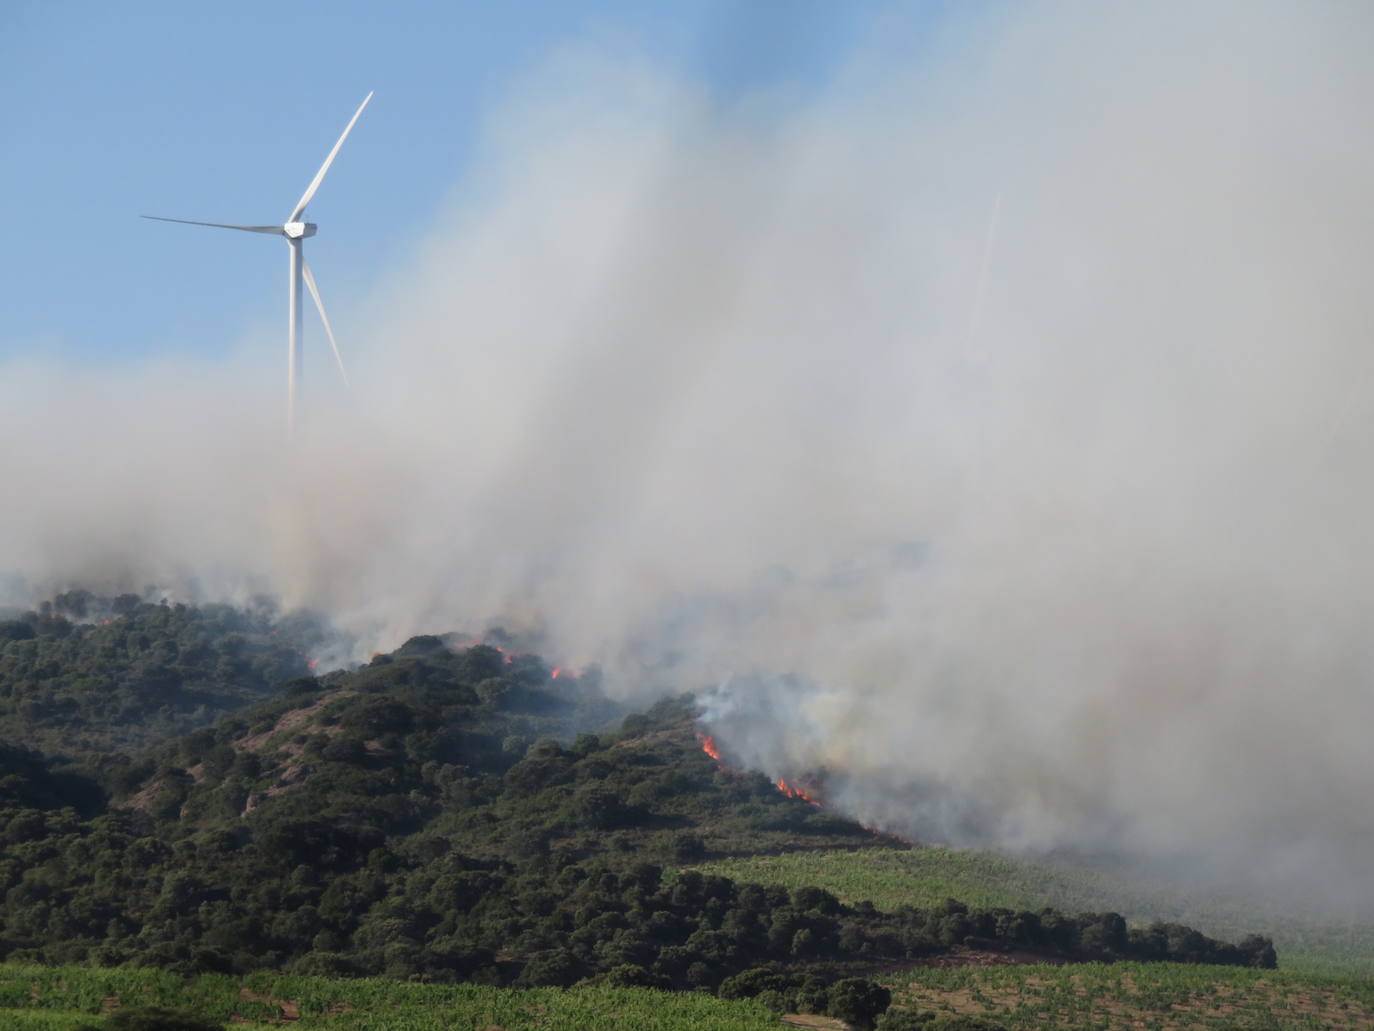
[6,3,1374,901]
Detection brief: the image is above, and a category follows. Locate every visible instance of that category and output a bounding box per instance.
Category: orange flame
[307,656,319,671]
[697,728,904,835]
[776,777,823,807]
[550,667,561,679]
[859,821,917,845]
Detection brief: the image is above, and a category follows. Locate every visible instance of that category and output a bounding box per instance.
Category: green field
[8,960,1374,1031]
[887,961,1374,1031]
[0,963,780,1030]
[693,847,1374,977]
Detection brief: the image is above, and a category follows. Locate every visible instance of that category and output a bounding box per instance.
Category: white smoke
[5,2,1374,901]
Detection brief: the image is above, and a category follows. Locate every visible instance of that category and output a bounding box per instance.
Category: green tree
[826,977,892,1031]
[87,1007,224,1031]
[515,947,583,987]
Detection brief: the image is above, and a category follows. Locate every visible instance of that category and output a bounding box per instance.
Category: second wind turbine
[145,92,373,437]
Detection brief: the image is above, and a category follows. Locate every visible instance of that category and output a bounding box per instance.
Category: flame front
[697,729,915,841]
[775,776,823,807]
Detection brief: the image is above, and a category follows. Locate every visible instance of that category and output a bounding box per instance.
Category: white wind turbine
[144,92,373,436]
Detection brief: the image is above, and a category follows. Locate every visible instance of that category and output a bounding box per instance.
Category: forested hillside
[0,599,1277,1030]
[0,591,318,762]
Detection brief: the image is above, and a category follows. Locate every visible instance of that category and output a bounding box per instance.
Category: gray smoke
[4,3,1374,901]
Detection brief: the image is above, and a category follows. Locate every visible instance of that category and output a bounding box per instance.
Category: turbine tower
[144,92,373,437]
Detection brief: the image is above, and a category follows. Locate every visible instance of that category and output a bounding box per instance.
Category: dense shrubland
[0,591,317,761]
[0,598,1276,1029]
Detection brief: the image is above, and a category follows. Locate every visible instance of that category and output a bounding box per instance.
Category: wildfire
[550,667,561,679]
[862,822,918,845]
[776,777,823,807]
[307,656,320,671]
[695,726,917,844]
[697,732,821,805]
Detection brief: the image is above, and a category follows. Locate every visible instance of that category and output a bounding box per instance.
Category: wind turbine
[144,92,373,437]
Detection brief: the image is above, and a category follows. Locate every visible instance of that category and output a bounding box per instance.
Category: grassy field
[0,963,780,1030]
[692,847,1374,977]
[8,960,1374,1031]
[887,961,1374,1031]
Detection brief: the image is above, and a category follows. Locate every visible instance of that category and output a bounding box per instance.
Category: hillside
[0,591,319,764]
[0,599,1286,1029]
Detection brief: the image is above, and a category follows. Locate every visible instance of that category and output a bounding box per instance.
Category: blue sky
[0,0,950,365]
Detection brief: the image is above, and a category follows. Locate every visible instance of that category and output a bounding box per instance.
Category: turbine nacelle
[143,91,372,437]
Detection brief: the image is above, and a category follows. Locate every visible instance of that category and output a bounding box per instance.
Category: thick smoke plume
[5,3,1374,901]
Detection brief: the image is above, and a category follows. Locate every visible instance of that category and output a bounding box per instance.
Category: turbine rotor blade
[141,215,283,234]
[301,258,351,388]
[289,91,373,223]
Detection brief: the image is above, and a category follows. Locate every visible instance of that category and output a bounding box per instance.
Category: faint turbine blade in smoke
[966,192,1001,362]
[302,258,350,388]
